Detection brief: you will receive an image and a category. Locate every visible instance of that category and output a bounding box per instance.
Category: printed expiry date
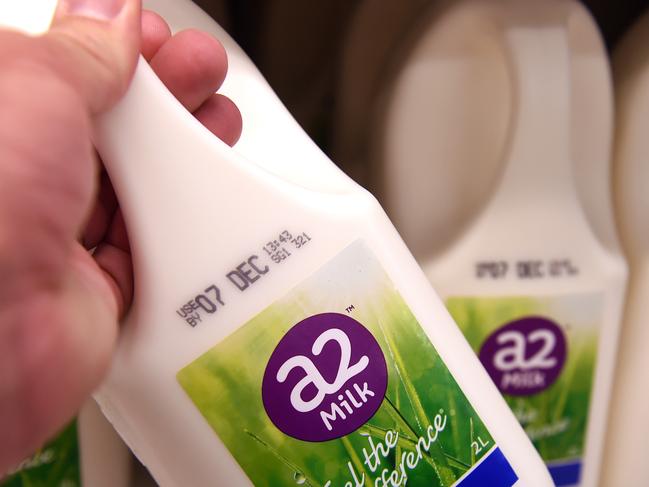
[476,258,579,280]
[176,229,312,327]
[176,285,225,327]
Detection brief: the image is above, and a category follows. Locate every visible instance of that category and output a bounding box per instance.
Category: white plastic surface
[375,1,627,486]
[78,400,132,487]
[600,10,649,485]
[0,1,551,486]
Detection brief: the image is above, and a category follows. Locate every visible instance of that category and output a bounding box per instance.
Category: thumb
[44,0,142,113]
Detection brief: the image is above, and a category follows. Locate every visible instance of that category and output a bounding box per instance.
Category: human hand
[0,0,241,472]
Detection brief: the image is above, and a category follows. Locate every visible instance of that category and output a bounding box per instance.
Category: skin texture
[0,0,242,472]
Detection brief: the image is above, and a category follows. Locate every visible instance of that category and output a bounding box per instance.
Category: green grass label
[446,294,601,484]
[178,241,516,487]
[1,421,80,487]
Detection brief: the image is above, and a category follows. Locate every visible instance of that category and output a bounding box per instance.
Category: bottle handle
[94,56,264,268]
[490,5,576,205]
[143,0,356,194]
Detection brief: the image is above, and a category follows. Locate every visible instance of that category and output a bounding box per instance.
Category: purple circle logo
[262,313,387,442]
[479,316,567,396]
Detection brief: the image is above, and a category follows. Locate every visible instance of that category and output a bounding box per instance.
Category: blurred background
[191,0,649,181]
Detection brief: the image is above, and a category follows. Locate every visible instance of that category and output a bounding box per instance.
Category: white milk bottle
[600,9,649,486]
[377,1,627,486]
[56,0,553,485]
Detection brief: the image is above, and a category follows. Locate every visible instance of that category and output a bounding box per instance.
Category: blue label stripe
[454,446,518,487]
[548,460,581,486]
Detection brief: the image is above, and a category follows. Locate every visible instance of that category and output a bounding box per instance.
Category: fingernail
[57,0,127,21]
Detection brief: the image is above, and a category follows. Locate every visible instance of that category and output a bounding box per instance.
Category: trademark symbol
[345,305,355,313]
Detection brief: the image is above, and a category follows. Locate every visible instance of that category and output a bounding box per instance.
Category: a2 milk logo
[479,316,567,396]
[262,313,387,442]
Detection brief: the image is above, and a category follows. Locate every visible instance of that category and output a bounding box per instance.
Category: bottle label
[446,294,601,486]
[1,421,80,487]
[178,241,518,487]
